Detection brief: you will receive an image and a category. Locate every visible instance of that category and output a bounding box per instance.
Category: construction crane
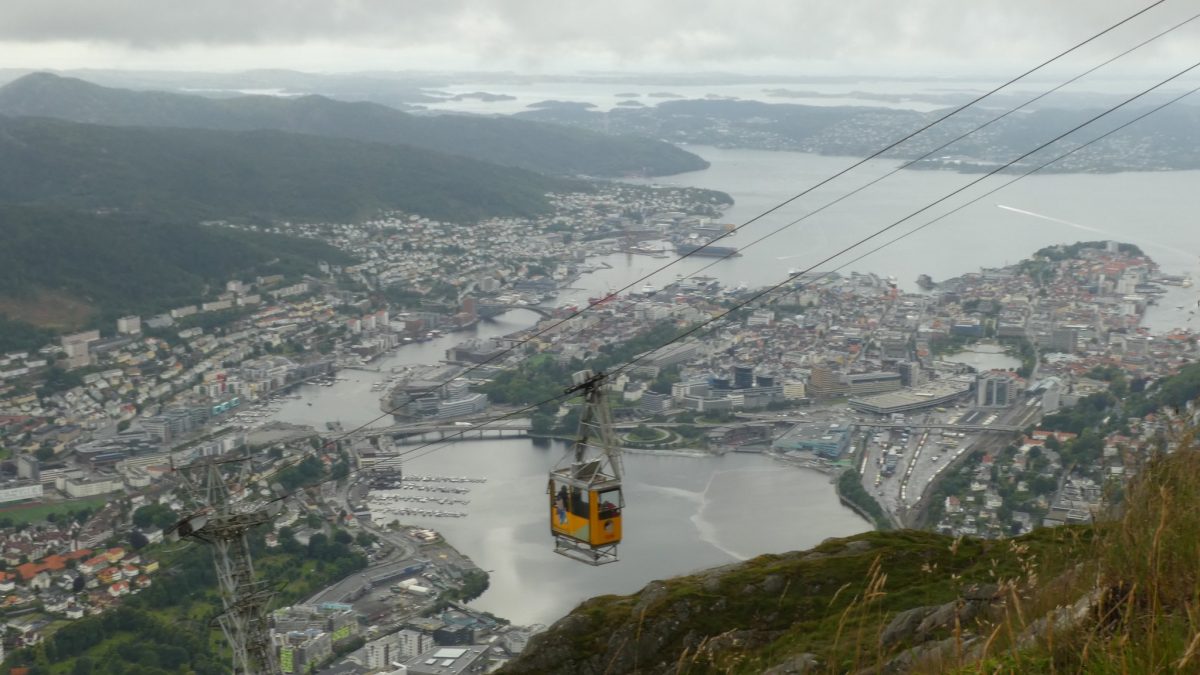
[548,370,625,565]
[172,458,281,674]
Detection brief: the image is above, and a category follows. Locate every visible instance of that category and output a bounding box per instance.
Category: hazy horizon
[2,1,1197,77]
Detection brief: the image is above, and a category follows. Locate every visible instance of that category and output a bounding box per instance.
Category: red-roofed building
[15,563,42,582]
[79,556,108,575]
[64,549,92,562]
[1031,429,1078,443]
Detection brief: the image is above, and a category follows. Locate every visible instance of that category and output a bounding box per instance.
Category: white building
[0,483,43,504]
[116,315,142,335]
[62,476,124,498]
[366,630,434,670]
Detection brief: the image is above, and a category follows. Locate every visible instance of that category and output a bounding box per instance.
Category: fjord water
[271,146,1200,625]
[385,440,867,625]
[270,310,870,625]
[630,146,1200,334]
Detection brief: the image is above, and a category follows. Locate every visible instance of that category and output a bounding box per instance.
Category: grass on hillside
[505,425,1200,675]
[948,429,1200,674]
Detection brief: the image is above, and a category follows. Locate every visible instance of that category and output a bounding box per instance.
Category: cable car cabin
[549,459,623,565]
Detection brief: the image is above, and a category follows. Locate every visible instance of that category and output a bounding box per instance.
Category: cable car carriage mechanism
[549,370,624,565]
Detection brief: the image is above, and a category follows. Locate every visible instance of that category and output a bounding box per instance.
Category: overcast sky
[0,0,1195,76]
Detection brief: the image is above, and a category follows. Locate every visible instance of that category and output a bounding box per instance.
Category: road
[859,398,1042,525]
[305,477,421,605]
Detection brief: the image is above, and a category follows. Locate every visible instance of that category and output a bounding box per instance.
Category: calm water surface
[269,146,1200,624]
[627,146,1200,332]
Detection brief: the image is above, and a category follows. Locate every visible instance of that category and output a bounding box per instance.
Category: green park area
[0,495,111,527]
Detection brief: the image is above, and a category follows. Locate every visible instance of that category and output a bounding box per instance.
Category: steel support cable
[250,2,1174,488]
[655,9,1200,289]
[275,58,1199,495]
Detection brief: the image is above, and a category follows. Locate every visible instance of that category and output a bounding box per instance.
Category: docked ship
[675,241,740,257]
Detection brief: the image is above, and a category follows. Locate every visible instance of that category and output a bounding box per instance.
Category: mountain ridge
[0,72,708,178]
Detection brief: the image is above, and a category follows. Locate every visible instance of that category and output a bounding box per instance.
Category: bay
[266,143,1200,626]
[626,145,1200,332]
[373,440,867,625]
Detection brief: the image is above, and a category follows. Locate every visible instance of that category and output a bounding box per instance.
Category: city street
[859,397,1043,523]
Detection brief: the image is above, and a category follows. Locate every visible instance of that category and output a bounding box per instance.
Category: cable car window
[553,482,570,527]
[597,489,622,519]
[570,487,589,519]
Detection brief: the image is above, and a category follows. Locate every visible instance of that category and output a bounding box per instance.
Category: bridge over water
[355,418,533,444]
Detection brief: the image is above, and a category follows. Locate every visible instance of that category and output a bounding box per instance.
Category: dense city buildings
[0,160,1195,672]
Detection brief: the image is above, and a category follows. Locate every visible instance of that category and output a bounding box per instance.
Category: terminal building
[849,378,974,415]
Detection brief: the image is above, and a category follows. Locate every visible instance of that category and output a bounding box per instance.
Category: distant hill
[0,73,708,177]
[0,204,353,337]
[0,115,580,223]
[516,96,1200,172]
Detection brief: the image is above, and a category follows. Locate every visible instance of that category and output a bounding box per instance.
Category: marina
[395,483,470,495]
[371,507,468,519]
[380,496,470,506]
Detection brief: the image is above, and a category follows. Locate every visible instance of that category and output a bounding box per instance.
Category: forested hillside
[0,115,580,224]
[0,205,351,334]
[0,73,708,177]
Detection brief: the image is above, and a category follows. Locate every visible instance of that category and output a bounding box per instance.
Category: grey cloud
[0,0,1192,67]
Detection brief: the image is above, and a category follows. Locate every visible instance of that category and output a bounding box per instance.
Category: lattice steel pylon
[549,370,625,564]
[174,459,280,674]
[565,370,622,480]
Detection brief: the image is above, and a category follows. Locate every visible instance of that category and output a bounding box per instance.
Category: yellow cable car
[549,370,624,565]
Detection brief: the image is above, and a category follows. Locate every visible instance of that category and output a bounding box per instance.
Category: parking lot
[857,398,1044,522]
